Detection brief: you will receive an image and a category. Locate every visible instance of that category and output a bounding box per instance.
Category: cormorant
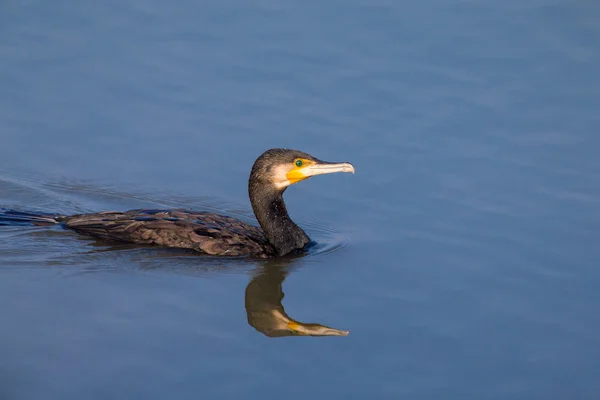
[0,149,354,258]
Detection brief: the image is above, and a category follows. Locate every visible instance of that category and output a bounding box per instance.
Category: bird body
[64,209,275,258]
[0,149,354,258]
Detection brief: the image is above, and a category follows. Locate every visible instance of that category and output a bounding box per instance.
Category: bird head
[250,148,355,191]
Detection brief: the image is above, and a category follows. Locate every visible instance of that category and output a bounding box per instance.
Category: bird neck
[249,184,310,257]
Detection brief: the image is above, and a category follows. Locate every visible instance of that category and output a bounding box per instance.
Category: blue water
[1,1,599,398]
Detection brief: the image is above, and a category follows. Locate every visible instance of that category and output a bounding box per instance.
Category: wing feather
[64,209,273,257]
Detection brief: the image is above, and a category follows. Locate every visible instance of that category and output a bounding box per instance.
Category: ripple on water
[300,217,353,258]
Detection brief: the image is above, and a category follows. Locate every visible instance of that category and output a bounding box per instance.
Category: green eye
[295,159,303,167]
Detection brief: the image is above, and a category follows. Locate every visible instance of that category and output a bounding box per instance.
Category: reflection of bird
[245,264,349,337]
[0,149,354,258]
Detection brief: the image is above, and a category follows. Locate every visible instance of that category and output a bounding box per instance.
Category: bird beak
[287,321,350,336]
[304,161,355,177]
[287,161,355,184]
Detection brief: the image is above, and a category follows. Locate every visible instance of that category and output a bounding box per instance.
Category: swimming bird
[0,149,354,258]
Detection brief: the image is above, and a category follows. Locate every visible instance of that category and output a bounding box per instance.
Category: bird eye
[295,159,303,167]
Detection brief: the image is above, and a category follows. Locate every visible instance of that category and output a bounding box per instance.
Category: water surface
[1,1,599,399]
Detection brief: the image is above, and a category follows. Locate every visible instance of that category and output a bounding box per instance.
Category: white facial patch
[272,164,292,189]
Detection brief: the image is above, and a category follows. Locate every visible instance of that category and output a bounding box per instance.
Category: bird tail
[0,208,66,226]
